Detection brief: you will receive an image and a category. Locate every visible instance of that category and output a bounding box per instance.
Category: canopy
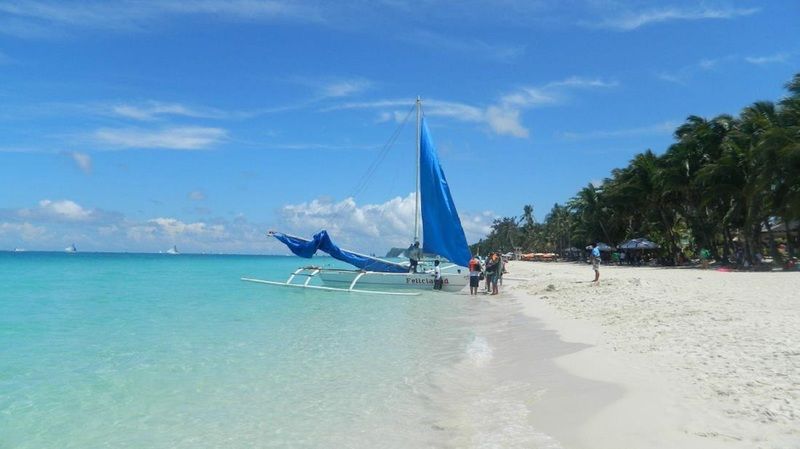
[419,117,472,267]
[594,242,614,252]
[618,238,660,250]
[272,231,408,273]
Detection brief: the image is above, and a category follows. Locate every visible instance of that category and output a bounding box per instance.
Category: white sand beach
[502,261,799,449]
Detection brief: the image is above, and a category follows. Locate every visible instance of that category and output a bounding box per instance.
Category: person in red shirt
[468,255,481,295]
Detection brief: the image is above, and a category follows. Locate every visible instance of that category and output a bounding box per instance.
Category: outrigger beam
[240,277,422,296]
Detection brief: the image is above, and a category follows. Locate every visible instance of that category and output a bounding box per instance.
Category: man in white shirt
[433,260,443,290]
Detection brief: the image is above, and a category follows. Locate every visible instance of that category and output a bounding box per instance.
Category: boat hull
[318,270,468,292]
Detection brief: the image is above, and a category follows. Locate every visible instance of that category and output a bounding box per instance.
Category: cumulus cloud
[0,196,492,255]
[147,217,227,238]
[18,199,93,221]
[93,126,227,150]
[0,222,48,241]
[0,199,271,253]
[276,193,493,253]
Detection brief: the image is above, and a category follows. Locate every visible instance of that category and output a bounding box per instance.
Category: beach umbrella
[595,242,614,252]
[618,238,660,250]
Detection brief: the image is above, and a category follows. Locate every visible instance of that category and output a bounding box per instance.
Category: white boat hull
[318,270,468,292]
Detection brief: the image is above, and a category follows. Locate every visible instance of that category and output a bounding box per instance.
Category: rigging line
[349,104,414,199]
[348,104,416,199]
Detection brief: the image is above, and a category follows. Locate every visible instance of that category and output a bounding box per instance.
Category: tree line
[471,73,800,266]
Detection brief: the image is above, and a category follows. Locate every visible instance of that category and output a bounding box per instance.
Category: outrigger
[242,267,423,297]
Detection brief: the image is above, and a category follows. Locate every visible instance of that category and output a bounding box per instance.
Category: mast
[414,96,421,243]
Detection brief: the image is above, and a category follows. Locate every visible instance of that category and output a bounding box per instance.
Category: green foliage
[471,73,800,265]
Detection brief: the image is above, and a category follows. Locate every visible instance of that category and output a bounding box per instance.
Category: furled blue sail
[419,117,472,267]
[272,231,409,273]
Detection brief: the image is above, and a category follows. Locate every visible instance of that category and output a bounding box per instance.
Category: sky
[0,0,798,254]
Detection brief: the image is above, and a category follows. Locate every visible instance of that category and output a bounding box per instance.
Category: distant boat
[65,243,77,253]
[13,248,26,252]
[166,245,179,255]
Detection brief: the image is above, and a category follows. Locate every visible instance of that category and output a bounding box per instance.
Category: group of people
[407,241,507,293]
[467,252,504,295]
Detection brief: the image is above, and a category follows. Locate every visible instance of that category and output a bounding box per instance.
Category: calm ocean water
[0,252,569,448]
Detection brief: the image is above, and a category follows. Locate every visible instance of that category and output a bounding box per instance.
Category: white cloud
[188,190,206,201]
[745,53,789,65]
[110,101,225,121]
[93,126,227,150]
[656,54,739,84]
[320,79,372,98]
[0,1,322,37]
[558,120,679,141]
[543,77,619,89]
[0,200,270,253]
[276,193,493,253]
[147,217,227,238]
[68,151,92,174]
[402,30,525,62]
[0,196,493,254]
[40,199,92,220]
[18,199,93,221]
[596,6,759,31]
[0,222,47,240]
[328,76,616,138]
[485,106,528,138]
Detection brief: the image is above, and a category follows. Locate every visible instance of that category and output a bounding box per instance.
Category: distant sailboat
[166,245,179,255]
[65,243,77,253]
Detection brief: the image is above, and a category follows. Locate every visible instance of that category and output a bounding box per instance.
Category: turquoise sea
[1,252,583,448]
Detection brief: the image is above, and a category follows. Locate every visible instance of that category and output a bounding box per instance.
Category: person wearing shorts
[468,256,481,295]
[591,243,601,285]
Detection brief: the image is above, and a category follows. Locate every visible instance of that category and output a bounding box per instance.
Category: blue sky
[0,0,798,254]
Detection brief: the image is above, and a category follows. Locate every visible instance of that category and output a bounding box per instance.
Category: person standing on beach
[591,243,601,285]
[433,260,443,290]
[485,253,498,294]
[407,241,422,273]
[468,255,481,295]
[700,248,711,269]
[487,253,500,295]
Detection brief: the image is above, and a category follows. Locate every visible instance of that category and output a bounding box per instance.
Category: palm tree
[569,183,611,245]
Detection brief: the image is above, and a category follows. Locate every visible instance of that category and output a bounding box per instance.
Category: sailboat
[64,243,77,253]
[166,245,179,255]
[243,98,471,295]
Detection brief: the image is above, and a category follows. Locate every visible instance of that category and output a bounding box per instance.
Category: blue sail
[272,231,409,273]
[419,117,472,267]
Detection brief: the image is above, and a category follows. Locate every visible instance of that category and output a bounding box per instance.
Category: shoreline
[501,260,799,449]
